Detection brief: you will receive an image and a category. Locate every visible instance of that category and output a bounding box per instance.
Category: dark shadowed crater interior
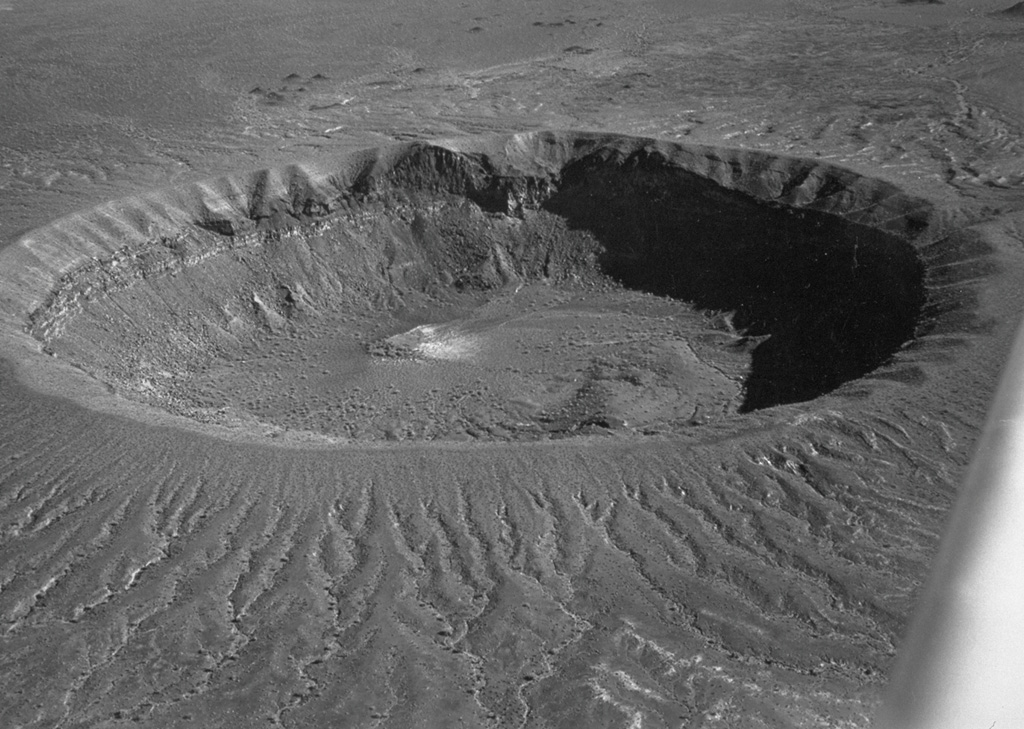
[28,135,927,442]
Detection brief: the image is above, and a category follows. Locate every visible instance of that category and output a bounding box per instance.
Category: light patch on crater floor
[386,323,484,362]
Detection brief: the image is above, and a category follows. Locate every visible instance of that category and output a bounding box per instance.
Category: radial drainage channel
[21,133,928,443]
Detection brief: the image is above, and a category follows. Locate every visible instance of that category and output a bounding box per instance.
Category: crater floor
[183,281,749,441]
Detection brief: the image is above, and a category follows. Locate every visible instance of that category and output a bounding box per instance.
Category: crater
[6,132,934,443]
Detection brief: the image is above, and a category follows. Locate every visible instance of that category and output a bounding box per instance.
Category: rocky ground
[2,1,1024,727]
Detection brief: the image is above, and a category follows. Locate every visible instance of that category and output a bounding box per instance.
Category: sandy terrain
[2,0,1024,727]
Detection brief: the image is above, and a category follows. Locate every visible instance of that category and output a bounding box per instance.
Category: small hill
[995,1,1024,15]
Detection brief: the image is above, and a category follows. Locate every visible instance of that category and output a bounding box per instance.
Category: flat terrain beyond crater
[13,132,934,443]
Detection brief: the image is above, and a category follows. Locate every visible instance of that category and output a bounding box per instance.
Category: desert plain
[2,0,1024,726]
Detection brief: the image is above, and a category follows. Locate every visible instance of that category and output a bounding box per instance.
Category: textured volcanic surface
[0,130,1011,729]
[4,1,1024,728]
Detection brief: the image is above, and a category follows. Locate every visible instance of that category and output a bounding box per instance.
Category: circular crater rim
[0,130,948,447]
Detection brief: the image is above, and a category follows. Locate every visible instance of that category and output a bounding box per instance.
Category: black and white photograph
[2,0,1023,726]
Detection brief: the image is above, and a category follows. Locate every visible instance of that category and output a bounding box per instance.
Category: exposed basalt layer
[0,131,970,441]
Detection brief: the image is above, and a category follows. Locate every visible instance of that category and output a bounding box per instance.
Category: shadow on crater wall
[539,148,926,410]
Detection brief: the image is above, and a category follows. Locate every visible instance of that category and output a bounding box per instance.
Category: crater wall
[0,131,974,442]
